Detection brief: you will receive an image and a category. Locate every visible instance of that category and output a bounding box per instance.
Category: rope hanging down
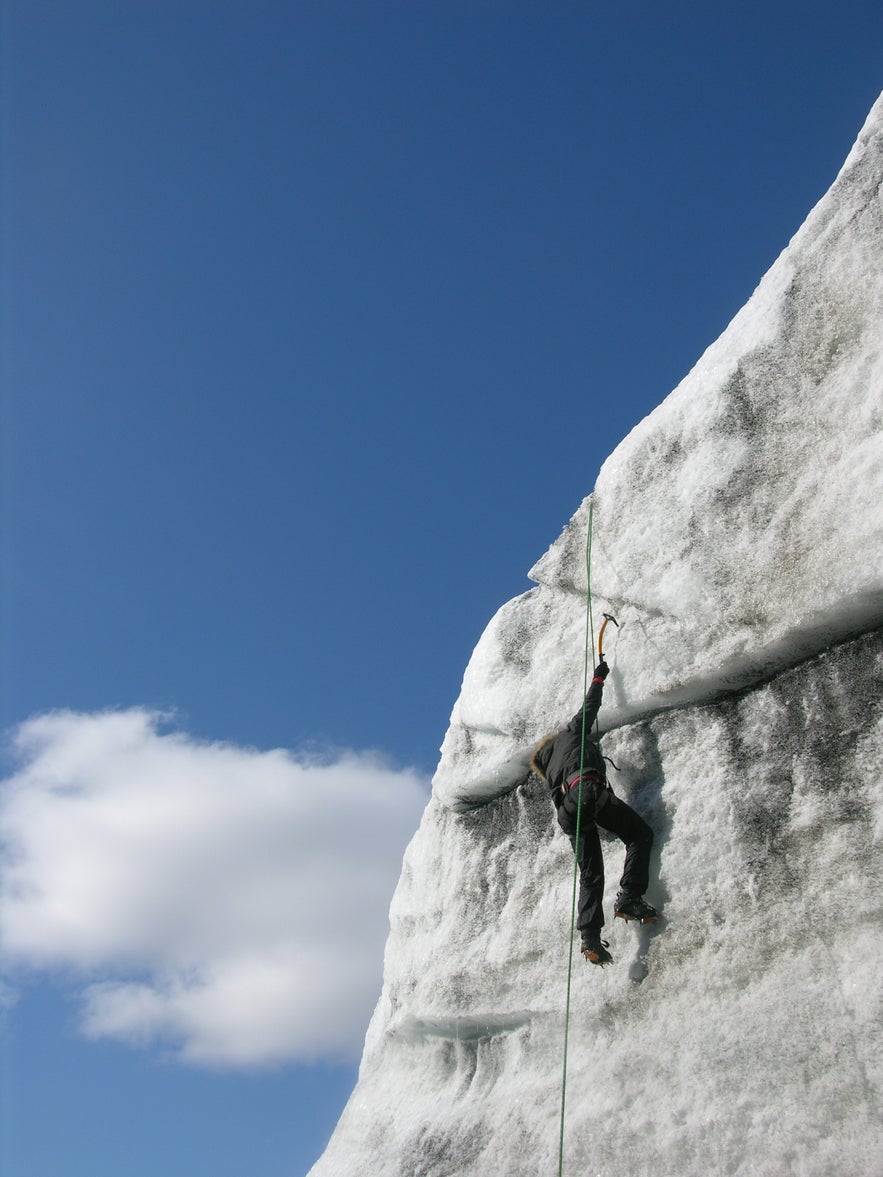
[557,498,597,1177]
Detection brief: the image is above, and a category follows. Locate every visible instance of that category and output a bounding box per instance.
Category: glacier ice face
[314,636,883,1177]
[308,95,883,1177]
[434,93,883,812]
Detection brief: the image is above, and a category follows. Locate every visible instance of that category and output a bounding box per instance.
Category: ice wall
[434,92,883,811]
[308,96,883,1177]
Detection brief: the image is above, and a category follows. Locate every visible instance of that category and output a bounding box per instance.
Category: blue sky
[1,2,880,1175]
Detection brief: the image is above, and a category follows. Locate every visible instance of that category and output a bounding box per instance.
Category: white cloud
[0,708,429,1068]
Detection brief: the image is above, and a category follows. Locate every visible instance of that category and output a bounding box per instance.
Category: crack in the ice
[389,1012,534,1043]
[441,607,883,812]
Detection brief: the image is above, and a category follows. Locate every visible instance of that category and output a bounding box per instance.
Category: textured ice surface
[308,95,883,1177]
[434,92,883,811]
[314,636,883,1177]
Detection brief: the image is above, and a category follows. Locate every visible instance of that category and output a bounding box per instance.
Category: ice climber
[530,660,657,966]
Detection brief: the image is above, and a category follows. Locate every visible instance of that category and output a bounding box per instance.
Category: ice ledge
[433,599,883,812]
[389,1012,535,1044]
[603,589,883,724]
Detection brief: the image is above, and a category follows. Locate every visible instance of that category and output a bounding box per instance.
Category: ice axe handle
[597,612,620,660]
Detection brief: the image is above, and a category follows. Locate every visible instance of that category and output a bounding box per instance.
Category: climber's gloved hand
[594,660,609,680]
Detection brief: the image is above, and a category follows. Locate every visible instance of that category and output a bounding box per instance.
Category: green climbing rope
[557,497,597,1177]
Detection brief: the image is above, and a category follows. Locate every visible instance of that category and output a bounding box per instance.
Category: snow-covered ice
[435,90,883,812]
[308,94,883,1177]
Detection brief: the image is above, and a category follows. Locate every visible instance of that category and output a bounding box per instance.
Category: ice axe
[597,612,619,661]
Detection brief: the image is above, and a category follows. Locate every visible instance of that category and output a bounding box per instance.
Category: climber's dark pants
[557,783,654,934]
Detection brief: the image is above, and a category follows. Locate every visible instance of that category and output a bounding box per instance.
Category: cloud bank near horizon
[0,708,429,1068]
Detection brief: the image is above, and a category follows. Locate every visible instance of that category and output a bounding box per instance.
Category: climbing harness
[557,498,598,1177]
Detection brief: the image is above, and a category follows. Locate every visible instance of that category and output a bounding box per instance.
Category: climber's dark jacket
[530,676,607,810]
